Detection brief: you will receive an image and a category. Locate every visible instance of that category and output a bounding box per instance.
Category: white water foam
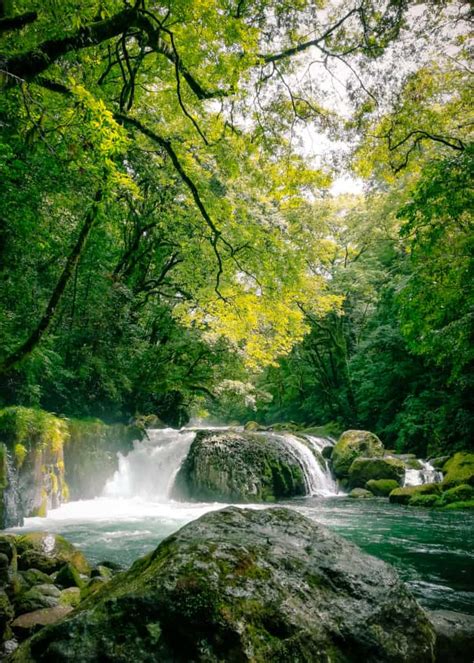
[104,428,195,500]
[404,460,443,487]
[270,433,339,496]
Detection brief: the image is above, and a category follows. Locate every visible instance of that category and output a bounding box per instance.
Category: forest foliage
[0,0,472,451]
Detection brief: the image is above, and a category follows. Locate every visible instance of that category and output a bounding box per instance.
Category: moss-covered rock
[366,479,400,496]
[331,430,384,479]
[440,483,474,505]
[349,488,373,499]
[348,456,405,488]
[14,587,59,616]
[64,419,142,500]
[0,407,70,526]
[441,500,474,510]
[59,587,81,608]
[442,452,474,490]
[389,483,441,505]
[174,431,306,502]
[0,589,14,640]
[18,569,54,589]
[408,494,441,508]
[55,563,84,589]
[243,421,266,431]
[429,456,450,470]
[15,532,90,575]
[9,507,435,662]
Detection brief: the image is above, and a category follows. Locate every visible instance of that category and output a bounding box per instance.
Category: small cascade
[104,429,196,501]
[404,460,443,487]
[275,433,338,496]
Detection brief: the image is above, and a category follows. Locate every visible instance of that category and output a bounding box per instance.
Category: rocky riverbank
[0,407,142,528]
[1,507,473,661]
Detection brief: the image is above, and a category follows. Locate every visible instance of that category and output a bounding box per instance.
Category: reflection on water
[9,495,474,615]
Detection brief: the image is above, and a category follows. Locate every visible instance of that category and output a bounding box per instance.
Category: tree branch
[0,11,37,34]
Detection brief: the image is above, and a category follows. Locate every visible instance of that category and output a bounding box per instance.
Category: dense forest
[0,0,472,456]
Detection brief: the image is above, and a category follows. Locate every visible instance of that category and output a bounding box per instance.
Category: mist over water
[9,427,474,615]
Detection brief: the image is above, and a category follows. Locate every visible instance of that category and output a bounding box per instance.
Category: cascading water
[403,460,443,487]
[104,428,196,501]
[271,433,338,496]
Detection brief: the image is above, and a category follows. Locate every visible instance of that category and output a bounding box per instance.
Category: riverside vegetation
[0,0,473,660]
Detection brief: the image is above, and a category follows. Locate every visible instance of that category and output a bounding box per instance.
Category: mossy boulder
[366,479,400,496]
[389,483,441,505]
[55,563,84,589]
[14,587,59,616]
[10,507,435,662]
[348,456,405,488]
[18,569,53,589]
[441,500,474,510]
[0,407,70,526]
[442,452,474,490]
[408,494,441,508]
[0,589,14,640]
[243,421,266,431]
[173,431,306,502]
[348,488,373,499]
[331,430,384,479]
[440,483,474,505]
[59,587,81,608]
[16,532,90,575]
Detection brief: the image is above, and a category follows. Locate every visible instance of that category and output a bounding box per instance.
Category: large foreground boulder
[173,430,306,502]
[429,610,474,662]
[331,430,384,479]
[11,507,435,662]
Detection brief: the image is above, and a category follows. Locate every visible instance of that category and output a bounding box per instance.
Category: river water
[9,428,474,615]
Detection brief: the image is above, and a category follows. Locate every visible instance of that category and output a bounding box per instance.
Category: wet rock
[174,430,306,502]
[12,605,73,639]
[429,609,474,662]
[80,576,108,601]
[91,564,113,581]
[331,430,384,479]
[10,507,435,662]
[18,569,53,589]
[442,453,474,490]
[348,488,373,498]
[429,456,449,470]
[59,587,81,608]
[0,589,14,639]
[14,587,59,616]
[366,479,400,496]
[389,483,441,505]
[16,532,90,575]
[348,456,405,488]
[55,563,84,589]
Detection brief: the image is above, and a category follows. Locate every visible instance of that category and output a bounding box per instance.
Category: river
[8,428,474,616]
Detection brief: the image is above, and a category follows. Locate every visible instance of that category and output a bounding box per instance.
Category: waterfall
[104,429,196,501]
[273,433,338,496]
[404,460,443,487]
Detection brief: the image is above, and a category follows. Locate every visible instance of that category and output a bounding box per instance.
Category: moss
[366,479,399,496]
[442,452,474,490]
[348,457,405,488]
[14,443,27,469]
[331,430,384,479]
[349,488,373,499]
[441,499,474,510]
[440,483,474,505]
[408,494,441,507]
[389,483,441,505]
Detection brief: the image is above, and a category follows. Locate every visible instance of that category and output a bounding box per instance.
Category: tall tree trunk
[0,190,102,375]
